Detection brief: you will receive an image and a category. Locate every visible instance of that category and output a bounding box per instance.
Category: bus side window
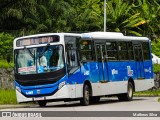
[127,42,134,60]
[118,41,128,60]
[65,36,79,75]
[106,41,118,61]
[79,40,94,62]
[143,42,150,60]
[68,48,78,67]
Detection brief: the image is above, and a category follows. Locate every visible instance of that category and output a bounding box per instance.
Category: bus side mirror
[7,54,11,63]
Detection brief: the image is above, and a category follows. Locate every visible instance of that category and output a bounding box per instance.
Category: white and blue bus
[13,32,154,106]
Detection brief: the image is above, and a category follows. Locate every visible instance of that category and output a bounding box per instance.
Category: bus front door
[134,45,145,79]
[96,44,108,82]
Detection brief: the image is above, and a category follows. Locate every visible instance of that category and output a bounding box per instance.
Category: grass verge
[134,89,160,97]
[0,89,17,104]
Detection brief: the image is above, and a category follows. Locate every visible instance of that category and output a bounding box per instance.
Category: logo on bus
[37,90,40,94]
[128,70,133,76]
[112,69,118,75]
[84,71,89,75]
[144,67,151,73]
[127,66,133,76]
[26,91,33,95]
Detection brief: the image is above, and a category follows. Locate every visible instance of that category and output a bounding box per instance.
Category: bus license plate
[34,97,45,101]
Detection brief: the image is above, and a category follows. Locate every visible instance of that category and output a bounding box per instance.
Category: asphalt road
[0,97,160,120]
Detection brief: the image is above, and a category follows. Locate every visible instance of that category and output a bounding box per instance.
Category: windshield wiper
[39,43,50,58]
[24,46,34,58]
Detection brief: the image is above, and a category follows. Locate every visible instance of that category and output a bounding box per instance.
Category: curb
[0,104,34,110]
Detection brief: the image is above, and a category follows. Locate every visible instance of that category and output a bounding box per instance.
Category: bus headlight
[58,81,66,89]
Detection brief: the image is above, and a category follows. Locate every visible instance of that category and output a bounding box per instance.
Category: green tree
[151,42,160,57]
[0,33,14,59]
[67,0,103,32]
[135,0,160,38]
[24,0,72,34]
[106,0,146,36]
[0,0,37,33]
[0,0,159,38]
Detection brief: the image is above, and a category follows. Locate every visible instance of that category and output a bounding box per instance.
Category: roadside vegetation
[0,0,160,37]
[153,64,160,73]
[0,89,17,104]
[0,60,13,68]
[134,89,160,97]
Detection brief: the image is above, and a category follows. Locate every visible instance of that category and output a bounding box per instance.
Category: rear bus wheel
[118,82,134,101]
[124,82,133,101]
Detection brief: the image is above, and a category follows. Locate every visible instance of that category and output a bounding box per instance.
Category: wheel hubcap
[128,85,133,98]
[85,88,89,102]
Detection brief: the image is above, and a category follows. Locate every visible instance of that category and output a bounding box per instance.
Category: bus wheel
[38,100,47,107]
[118,82,133,101]
[80,84,90,106]
[126,82,134,101]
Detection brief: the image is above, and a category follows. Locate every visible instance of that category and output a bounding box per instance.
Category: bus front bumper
[16,84,83,103]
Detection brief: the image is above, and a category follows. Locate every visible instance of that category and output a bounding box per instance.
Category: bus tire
[124,82,134,101]
[118,82,133,101]
[38,100,47,107]
[80,84,90,106]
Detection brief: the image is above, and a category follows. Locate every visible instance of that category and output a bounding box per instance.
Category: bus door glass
[95,44,108,82]
[134,44,145,79]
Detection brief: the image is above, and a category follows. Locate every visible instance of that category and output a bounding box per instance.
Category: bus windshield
[15,45,64,75]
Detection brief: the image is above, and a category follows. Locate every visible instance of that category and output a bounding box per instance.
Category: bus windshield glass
[15,45,64,75]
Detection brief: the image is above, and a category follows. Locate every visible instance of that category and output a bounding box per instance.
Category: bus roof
[13,33,81,49]
[14,33,81,41]
[82,32,149,41]
[14,32,149,48]
[14,32,149,42]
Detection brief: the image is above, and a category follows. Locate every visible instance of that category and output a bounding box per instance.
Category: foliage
[151,42,160,72]
[0,0,37,34]
[0,89,17,104]
[0,33,14,59]
[151,42,160,57]
[134,89,160,97]
[68,0,103,32]
[23,0,72,34]
[134,0,160,38]
[0,60,14,68]
[153,64,160,73]
[106,0,145,36]
[0,0,159,37]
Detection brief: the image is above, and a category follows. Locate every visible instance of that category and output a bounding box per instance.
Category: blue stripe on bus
[15,60,153,96]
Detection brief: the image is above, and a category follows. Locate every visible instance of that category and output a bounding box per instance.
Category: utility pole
[104,0,106,32]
